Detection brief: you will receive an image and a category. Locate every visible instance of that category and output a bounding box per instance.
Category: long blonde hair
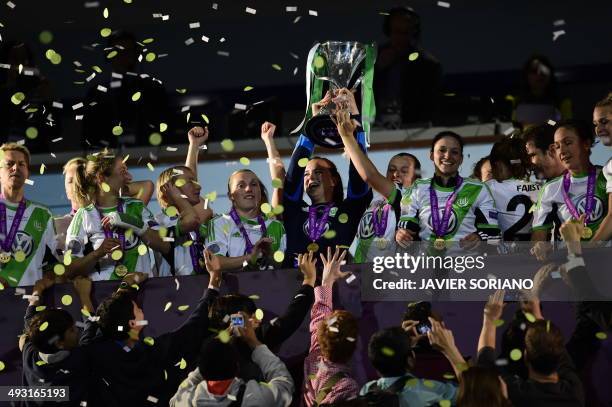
[72,149,118,207]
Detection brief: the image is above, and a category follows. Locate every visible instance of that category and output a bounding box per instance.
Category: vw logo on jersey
[123,231,141,250]
[302,219,331,237]
[426,209,458,235]
[456,197,469,208]
[11,231,34,258]
[358,211,377,239]
[572,194,605,223]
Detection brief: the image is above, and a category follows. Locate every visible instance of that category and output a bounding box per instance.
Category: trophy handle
[316,76,342,90]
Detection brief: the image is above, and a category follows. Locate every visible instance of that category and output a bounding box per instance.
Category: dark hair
[383,6,421,39]
[96,291,136,340]
[520,54,559,103]
[27,309,74,354]
[198,336,239,380]
[525,320,564,375]
[472,156,490,180]
[499,310,531,379]
[208,294,258,331]
[308,156,344,206]
[403,301,431,324]
[489,137,530,180]
[391,152,422,176]
[555,119,595,147]
[430,131,464,153]
[368,327,412,377]
[317,310,359,364]
[457,366,511,407]
[522,124,555,153]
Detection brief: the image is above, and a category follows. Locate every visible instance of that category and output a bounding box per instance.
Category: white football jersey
[486,179,541,240]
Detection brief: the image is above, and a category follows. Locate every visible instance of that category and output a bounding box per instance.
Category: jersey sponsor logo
[516,184,540,193]
[571,194,605,223]
[66,239,82,255]
[302,219,331,237]
[426,209,458,235]
[357,211,377,239]
[33,220,44,232]
[12,231,34,258]
[124,232,141,250]
[207,243,221,254]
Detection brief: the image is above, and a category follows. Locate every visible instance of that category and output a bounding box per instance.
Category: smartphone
[230,314,244,327]
[416,321,432,335]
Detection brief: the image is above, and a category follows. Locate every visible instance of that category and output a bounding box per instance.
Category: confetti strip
[189,22,200,29]
[308,10,318,16]
[437,1,451,7]
[217,51,230,57]
[553,19,565,26]
[201,35,209,42]
[234,103,247,110]
[547,119,557,126]
[553,30,566,41]
[245,7,256,14]
[25,179,34,185]
[184,38,195,46]
[286,6,297,12]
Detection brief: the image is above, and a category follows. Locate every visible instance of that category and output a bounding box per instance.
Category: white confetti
[290,52,299,59]
[346,274,356,284]
[163,237,175,242]
[15,288,26,295]
[212,3,218,10]
[245,7,256,14]
[346,337,356,342]
[110,80,122,89]
[184,38,195,46]
[437,1,450,7]
[52,102,64,109]
[286,6,297,12]
[6,1,16,8]
[84,1,99,8]
[75,115,84,120]
[234,103,247,110]
[111,72,123,79]
[86,73,96,82]
[175,278,180,291]
[146,396,158,404]
[25,179,34,185]
[293,67,298,75]
[97,85,108,93]
[553,30,566,41]
[219,37,226,43]
[51,137,63,143]
[551,271,561,279]
[162,15,170,21]
[503,126,515,136]
[166,146,178,152]
[189,22,200,29]
[308,9,318,16]
[72,102,84,110]
[201,35,209,42]
[134,320,148,326]
[547,119,557,126]
[293,16,301,23]
[217,51,230,57]
[553,19,565,26]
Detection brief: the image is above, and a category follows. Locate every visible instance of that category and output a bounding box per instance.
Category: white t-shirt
[66,197,157,280]
[486,179,541,240]
[155,211,208,277]
[604,158,612,194]
[532,168,608,240]
[399,177,500,242]
[205,213,286,258]
[0,198,59,287]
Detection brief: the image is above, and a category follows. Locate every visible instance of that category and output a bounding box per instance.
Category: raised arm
[261,122,286,209]
[160,182,200,234]
[427,318,467,379]
[478,289,505,354]
[335,108,395,199]
[72,276,94,315]
[185,126,209,181]
[124,181,155,205]
[20,277,55,351]
[65,237,120,279]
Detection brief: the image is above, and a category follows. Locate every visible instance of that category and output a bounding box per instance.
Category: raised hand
[320,246,349,287]
[332,108,357,137]
[187,126,209,147]
[396,228,416,248]
[312,91,333,116]
[427,318,457,354]
[203,249,222,288]
[332,88,359,115]
[484,289,505,323]
[297,251,317,286]
[260,122,277,141]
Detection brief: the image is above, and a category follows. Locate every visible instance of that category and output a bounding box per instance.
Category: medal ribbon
[308,204,332,242]
[371,202,390,238]
[429,176,463,238]
[229,208,268,255]
[188,229,205,274]
[0,199,26,252]
[561,167,595,223]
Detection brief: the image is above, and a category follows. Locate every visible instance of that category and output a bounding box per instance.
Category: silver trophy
[295,41,376,148]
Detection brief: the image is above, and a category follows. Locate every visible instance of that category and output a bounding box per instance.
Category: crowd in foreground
[0,89,611,406]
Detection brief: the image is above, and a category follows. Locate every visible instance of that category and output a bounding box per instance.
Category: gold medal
[307,242,319,252]
[581,227,592,239]
[375,238,388,250]
[0,252,11,263]
[114,264,128,277]
[433,238,446,251]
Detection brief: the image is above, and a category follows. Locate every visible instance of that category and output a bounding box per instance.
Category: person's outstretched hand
[321,246,349,287]
[297,250,317,287]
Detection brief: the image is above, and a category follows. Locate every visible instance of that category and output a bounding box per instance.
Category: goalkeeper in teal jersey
[397,132,500,250]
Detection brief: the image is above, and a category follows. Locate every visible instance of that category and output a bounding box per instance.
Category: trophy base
[304,114,358,149]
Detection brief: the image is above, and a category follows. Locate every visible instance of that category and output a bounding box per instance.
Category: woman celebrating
[532,120,608,249]
[397,131,500,250]
[65,150,169,280]
[206,169,286,271]
[592,93,612,241]
[283,89,372,264]
[334,107,421,262]
[486,137,540,241]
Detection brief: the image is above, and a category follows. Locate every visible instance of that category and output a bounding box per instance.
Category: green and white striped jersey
[399,177,500,243]
[205,213,286,258]
[66,197,157,280]
[532,168,608,240]
[154,211,208,276]
[349,188,401,263]
[0,198,59,287]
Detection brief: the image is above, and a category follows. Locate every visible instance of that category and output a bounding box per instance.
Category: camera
[230,314,244,327]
